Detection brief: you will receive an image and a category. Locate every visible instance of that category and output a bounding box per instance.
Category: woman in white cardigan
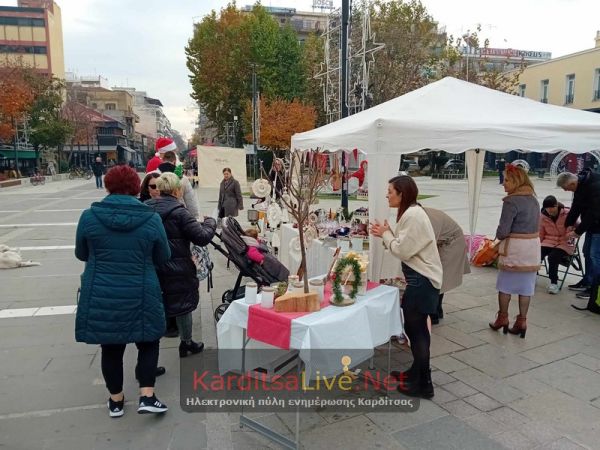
[371,175,442,399]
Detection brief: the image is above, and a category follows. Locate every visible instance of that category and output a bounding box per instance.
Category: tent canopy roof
[291,77,600,155]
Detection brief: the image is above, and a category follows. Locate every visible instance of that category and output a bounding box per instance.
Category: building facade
[113,87,173,140]
[460,45,551,74]
[242,5,328,41]
[514,32,600,113]
[0,0,64,79]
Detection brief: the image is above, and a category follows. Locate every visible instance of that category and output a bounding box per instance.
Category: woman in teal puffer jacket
[75,165,171,418]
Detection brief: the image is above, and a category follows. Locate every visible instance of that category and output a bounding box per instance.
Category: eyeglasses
[148,184,158,189]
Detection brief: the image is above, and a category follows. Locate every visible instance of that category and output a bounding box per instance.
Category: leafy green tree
[302,33,326,126]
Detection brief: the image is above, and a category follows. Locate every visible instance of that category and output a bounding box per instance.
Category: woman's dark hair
[542,195,558,209]
[139,172,160,202]
[223,167,231,174]
[389,175,418,221]
[104,165,141,196]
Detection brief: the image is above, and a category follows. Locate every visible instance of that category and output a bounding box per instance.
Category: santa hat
[156,137,177,154]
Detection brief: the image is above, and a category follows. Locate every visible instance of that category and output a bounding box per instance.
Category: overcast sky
[6,0,600,137]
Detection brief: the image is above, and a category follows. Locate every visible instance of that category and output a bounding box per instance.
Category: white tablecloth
[217,283,403,379]
[278,223,336,278]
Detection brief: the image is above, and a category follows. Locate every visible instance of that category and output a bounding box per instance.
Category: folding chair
[539,238,584,290]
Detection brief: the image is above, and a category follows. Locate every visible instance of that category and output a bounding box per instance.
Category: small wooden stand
[274,291,320,312]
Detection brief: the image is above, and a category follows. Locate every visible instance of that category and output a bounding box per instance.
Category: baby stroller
[211,217,289,322]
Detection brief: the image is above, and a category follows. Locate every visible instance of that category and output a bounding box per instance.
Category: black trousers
[100,340,160,394]
[402,306,431,375]
[541,246,568,284]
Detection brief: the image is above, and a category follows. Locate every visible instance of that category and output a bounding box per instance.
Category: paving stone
[519,336,587,365]
[502,372,554,397]
[451,368,525,404]
[42,435,97,450]
[464,413,510,437]
[523,359,600,402]
[491,430,537,450]
[366,400,448,433]
[431,355,468,373]
[487,407,532,428]
[510,390,600,433]
[463,393,502,412]
[431,370,456,386]
[442,381,478,398]
[167,422,208,450]
[431,388,458,405]
[566,353,600,372]
[300,415,403,450]
[533,437,588,450]
[391,415,505,450]
[452,344,539,378]
[441,399,480,419]
[429,334,464,357]
[433,325,486,349]
[517,420,563,446]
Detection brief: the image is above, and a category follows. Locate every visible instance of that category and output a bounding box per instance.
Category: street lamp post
[13,118,19,178]
[340,0,350,209]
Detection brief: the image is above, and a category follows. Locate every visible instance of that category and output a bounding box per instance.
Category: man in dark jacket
[92,157,106,189]
[558,169,600,313]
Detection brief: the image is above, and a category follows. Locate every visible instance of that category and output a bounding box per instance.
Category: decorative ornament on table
[308,212,318,225]
[252,178,272,198]
[303,225,318,247]
[331,251,369,306]
[267,203,282,228]
[289,236,302,262]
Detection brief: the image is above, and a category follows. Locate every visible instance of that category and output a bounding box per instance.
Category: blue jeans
[588,233,600,286]
[95,175,103,188]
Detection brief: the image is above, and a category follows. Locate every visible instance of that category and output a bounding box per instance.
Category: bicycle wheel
[85,170,93,180]
[30,178,38,186]
[69,171,75,180]
[40,176,45,185]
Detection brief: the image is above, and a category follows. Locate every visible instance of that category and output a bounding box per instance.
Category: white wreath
[267,203,282,227]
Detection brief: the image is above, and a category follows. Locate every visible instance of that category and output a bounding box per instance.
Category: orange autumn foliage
[245,97,316,151]
[0,67,35,141]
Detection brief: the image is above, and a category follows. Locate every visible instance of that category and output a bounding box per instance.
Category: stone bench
[0,179,22,188]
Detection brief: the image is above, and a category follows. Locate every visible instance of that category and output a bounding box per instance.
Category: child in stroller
[212,218,289,322]
[242,228,289,281]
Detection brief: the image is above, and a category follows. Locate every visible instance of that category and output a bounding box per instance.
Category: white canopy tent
[291,77,600,280]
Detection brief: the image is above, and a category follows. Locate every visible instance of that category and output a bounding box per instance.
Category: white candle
[309,279,324,301]
[261,287,275,309]
[245,282,258,304]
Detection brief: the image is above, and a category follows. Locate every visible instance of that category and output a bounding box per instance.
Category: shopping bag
[471,239,499,267]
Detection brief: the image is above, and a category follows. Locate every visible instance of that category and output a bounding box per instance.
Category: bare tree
[263,150,329,293]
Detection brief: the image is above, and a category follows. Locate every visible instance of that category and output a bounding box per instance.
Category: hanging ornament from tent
[267,203,282,228]
[252,178,272,198]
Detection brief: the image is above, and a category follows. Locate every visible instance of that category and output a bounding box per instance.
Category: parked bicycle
[69,166,93,180]
[29,170,46,186]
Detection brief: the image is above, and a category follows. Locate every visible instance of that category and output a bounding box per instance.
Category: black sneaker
[107,397,124,418]
[576,289,591,299]
[569,281,590,292]
[137,395,168,414]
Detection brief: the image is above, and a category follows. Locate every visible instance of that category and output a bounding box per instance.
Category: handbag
[472,239,499,267]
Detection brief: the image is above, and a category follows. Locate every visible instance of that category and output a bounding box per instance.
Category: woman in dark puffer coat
[146,172,216,357]
[75,165,171,418]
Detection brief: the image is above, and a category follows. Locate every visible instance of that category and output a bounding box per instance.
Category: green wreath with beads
[332,256,362,303]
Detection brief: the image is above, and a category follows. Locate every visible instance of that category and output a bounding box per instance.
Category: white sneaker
[548,283,560,294]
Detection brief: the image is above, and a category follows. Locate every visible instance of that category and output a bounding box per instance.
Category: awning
[117,145,136,154]
[0,150,38,159]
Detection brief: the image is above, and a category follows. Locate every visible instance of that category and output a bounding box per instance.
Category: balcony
[565,94,574,105]
[594,90,600,101]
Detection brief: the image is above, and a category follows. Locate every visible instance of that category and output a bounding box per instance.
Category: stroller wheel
[214,303,230,322]
[222,289,232,303]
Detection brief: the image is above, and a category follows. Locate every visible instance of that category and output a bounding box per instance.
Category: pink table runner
[247,282,379,350]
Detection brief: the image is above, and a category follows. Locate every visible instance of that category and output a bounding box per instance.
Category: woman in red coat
[540,195,576,294]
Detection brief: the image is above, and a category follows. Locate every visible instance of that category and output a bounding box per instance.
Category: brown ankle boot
[508,315,527,338]
[489,311,509,334]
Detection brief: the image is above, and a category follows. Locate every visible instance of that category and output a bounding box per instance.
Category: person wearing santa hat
[146,152,162,173]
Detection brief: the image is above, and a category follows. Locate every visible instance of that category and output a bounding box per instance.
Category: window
[518,84,526,97]
[594,69,600,101]
[540,79,549,103]
[0,17,45,27]
[565,74,575,104]
[105,103,116,111]
[0,44,47,54]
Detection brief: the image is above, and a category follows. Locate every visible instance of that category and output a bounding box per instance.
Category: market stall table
[217,282,402,449]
